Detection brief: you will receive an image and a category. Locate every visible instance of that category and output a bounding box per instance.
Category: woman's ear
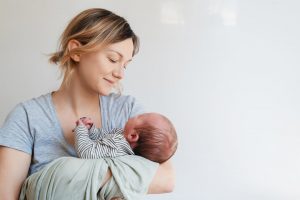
[68,39,81,62]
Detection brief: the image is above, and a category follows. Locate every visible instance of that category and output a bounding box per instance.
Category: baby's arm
[75,117,102,140]
[88,124,102,140]
[74,119,121,159]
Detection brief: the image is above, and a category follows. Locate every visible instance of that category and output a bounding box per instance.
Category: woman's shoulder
[6,92,52,121]
[14,92,48,109]
[0,92,53,155]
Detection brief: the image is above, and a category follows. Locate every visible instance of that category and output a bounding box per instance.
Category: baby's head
[123,113,178,163]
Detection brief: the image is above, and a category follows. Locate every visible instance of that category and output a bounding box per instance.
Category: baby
[73,113,178,163]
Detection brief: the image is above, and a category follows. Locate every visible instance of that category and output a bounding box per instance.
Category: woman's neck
[53,76,100,119]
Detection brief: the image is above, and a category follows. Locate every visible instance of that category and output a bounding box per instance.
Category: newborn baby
[74,113,178,163]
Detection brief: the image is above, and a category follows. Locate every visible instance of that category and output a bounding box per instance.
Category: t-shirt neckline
[47,91,104,148]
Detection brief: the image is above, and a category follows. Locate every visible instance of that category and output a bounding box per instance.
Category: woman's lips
[104,78,115,85]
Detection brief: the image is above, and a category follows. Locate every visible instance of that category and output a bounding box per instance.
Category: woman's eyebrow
[107,49,132,62]
[107,49,122,57]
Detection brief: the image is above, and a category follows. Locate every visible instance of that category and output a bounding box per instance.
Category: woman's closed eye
[108,57,118,63]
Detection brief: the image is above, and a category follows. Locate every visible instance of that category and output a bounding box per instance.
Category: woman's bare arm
[0,147,31,200]
[147,159,175,194]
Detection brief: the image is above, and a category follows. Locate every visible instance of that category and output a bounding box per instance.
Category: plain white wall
[1,0,300,199]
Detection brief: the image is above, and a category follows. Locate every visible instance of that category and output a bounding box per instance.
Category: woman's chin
[97,88,113,96]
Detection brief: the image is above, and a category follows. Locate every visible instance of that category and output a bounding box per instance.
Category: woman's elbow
[164,183,175,193]
[158,169,176,193]
[148,160,176,194]
[148,174,175,194]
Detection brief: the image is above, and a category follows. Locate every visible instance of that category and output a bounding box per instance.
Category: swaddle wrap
[19,155,159,200]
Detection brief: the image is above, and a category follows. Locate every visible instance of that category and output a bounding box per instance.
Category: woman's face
[75,38,134,95]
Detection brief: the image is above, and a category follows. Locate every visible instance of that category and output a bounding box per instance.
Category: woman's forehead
[104,39,133,60]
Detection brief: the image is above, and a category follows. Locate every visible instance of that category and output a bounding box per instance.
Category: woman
[0,8,175,199]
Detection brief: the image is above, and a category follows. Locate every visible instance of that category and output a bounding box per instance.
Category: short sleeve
[0,103,33,154]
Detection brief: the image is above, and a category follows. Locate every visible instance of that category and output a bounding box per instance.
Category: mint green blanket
[19,156,159,200]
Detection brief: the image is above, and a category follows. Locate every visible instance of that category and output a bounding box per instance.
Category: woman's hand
[0,147,31,200]
[147,159,175,194]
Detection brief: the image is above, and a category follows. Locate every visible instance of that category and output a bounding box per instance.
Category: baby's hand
[75,117,94,130]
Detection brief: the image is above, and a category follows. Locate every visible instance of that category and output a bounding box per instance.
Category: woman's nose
[112,66,125,80]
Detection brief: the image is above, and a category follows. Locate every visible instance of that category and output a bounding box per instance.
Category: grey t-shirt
[0,92,145,176]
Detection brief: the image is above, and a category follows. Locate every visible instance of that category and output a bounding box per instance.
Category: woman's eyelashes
[108,57,118,63]
[108,57,127,69]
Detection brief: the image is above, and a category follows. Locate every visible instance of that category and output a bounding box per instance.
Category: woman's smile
[104,78,116,86]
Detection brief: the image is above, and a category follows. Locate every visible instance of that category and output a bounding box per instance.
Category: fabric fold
[19,155,159,200]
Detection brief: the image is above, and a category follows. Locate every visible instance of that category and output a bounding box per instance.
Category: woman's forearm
[147,159,175,194]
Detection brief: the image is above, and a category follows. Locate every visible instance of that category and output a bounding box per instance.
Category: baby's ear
[128,132,139,142]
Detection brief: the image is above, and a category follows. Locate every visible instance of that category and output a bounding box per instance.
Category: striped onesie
[74,123,134,159]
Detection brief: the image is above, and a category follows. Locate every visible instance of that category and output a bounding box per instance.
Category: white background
[1,0,300,199]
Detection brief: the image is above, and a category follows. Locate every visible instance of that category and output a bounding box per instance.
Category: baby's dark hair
[133,115,178,163]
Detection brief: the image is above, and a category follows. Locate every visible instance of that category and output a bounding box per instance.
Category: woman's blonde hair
[49,8,139,90]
